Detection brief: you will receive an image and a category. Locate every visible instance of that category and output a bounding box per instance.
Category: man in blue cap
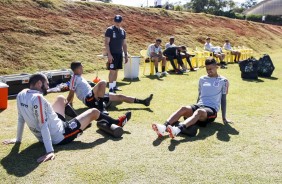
[105,15,128,93]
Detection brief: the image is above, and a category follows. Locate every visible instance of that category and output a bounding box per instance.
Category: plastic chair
[140,50,154,75]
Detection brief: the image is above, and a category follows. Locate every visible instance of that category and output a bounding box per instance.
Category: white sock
[109,83,114,89]
[113,81,116,87]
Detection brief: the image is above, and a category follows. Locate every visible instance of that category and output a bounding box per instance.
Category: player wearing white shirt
[223,39,241,62]
[147,39,168,78]
[152,58,232,138]
[3,73,131,163]
[165,37,176,49]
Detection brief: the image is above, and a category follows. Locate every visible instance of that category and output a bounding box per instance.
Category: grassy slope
[0,0,282,74]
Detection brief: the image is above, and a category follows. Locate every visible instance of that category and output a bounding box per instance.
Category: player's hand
[37,152,55,163]
[124,55,128,63]
[2,138,17,145]
[223,118,233,124]
[108,54,113,63]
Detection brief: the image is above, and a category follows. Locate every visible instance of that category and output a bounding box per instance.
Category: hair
[225,39,229,42]
[180,45,186,50]
[206,37,211,40]
[169,37,174,40]
[156,38,162,43]
[205,57,217,66]
[71,61,82,71]
[29,73,47,86]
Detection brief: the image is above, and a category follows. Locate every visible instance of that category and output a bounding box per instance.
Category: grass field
[0,50,281,183]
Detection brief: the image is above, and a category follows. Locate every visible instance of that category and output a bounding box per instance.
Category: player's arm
[34,96,55,163]
[123,39,128,63]
[66,90,75,105]
[105,37,112,61]
[2,98,25,145]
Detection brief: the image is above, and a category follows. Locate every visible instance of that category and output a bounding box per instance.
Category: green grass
[1,50,282,183]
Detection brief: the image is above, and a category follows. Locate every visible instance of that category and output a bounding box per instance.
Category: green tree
[241,0,257,9]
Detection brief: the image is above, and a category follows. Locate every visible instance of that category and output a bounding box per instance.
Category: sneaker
[175,70,183,74]
[220,65,228,69]
[144,94,153,107]
[162,71,169,76]
[101,109,109,115]
[109,88,116,93]
[190,68,196,72]
[167,125,181,139]
[117,111,132,127]
[181,69,188,73]
[152,123,166,137]
[155,72,162,78]
[113,86,122,91]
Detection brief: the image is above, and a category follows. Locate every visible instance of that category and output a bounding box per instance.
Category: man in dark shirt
[163,46,195,74]
[105,15,128,93]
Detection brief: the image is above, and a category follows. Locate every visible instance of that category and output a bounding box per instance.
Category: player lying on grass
[152,58,232,138]
[67,61,153,115]
[2,73,131,163]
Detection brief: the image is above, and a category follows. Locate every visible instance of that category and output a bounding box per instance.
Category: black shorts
[84,91,110,108]
[56,113,83,145]
[85,90,98,108]
[108,53,123,70]
[190,105,217,127]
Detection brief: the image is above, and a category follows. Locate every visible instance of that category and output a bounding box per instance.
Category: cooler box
[0,82,9,109]
[124,56,140,79]
[0,74,31,95]
[40,69,73,88]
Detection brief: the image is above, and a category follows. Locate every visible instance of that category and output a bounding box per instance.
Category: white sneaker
[167,125,181,139]
[155,72,161,78]
[162,71,169,76]
[152,123,166,137]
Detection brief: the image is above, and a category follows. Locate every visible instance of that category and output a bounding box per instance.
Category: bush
[33,0,54,8]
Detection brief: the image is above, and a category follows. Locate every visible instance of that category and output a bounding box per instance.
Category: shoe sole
[152,124,163,138]
[145,94,153,107]
[166,126,175,139]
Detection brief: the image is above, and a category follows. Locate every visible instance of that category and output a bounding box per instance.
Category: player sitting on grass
[67,61,153,115]
[152,58,232,138]
[2,73,131,163]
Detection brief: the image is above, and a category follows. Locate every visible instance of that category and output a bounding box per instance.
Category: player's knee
[89,108,100,118]
[179,106,189,113]
[194,109,205,116]
[56,95,66,103]
[98,80,107,88]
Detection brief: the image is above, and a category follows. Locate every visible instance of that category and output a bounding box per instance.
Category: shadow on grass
[259,76,278,80]
[242,78,264,83]
[121,78,140,82]
[152,122,239,151]
[141,75,165,81]
[1,130,123,177]
[0,109,6,113]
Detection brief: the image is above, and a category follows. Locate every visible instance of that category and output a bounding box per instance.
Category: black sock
[163,121,170,127]
[178,124,185,131]
[97,113,119,126]
[155,67,158,73]
[65,104,77,118]
[98,98,104,111]
[134,98,145,105]
[162,66,165,72]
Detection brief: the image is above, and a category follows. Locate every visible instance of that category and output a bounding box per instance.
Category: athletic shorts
[108,53,123,70]
[56,113,83,145]
[190,105,217,127]
[84,91,110,108]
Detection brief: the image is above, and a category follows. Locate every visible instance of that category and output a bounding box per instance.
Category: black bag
[258,54,275,77]
[239,58,258,80]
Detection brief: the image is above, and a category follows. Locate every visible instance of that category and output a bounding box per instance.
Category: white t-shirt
[204,42,214,52]
[156,0,162,6]
[223,43,232,50]
[16,89,65,153]
[165,43,176,49]
[69,75,92,104]
[147,44,162,57]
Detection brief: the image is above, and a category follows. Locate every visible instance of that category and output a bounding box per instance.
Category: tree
[241,0,257,9]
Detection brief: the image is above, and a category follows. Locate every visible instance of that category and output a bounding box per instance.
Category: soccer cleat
[155,72,162,78]
[152,123,166,137]
[109,88,116,93]
[113,86,122,91]
[117,111,131,127]
[101,109,109,115]
[144,94,153,106]
[162,71,169,76]
[167,125,181,139]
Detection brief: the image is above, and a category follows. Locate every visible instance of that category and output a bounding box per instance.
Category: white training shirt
[165,43,176,49]
[204,42,214,52]
[147,44,162,57]
[16,89,65,153]
[223,43,232,50]
[69,75,92,104]
[197,75,229,112]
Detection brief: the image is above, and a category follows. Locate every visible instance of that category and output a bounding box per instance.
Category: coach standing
[105,15,128,93]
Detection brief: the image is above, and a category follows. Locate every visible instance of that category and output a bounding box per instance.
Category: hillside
[0,0,282,74]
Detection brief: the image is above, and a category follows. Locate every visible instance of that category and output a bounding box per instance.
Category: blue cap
[114,15,123,23]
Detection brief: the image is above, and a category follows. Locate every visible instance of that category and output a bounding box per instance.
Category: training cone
[93,76,101,84]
